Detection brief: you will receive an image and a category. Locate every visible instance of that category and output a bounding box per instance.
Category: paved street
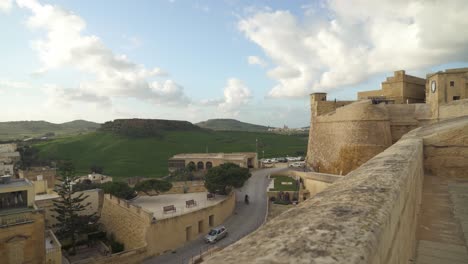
[144,167,286,264]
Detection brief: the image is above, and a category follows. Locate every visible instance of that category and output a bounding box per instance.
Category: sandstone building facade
[358,70,426,103]
[0,144,20,176]
[307,67,468,175]
[426,67,468,118]
[0,177,47,264]
[168,152,258,171]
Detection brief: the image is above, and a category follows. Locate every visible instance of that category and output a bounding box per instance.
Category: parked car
[289,162,305,168]
[204,226,228,243]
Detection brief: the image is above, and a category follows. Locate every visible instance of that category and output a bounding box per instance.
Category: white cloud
[0,79,31,89]
[247,55,267,67]
[16,0,189,107]
[43,84,112,108]
[239,0,468,98]
[0,0,12,12]
[218,78,252,116]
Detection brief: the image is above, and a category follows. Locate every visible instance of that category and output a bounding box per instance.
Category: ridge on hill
[0,120,101,140]
[196,118,270,132]
[99,119,202,137]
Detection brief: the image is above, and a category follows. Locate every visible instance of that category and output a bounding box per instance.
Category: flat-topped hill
[100,119,202,137]
[196,118,269,132]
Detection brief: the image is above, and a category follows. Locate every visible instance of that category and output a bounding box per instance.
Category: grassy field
[196,118,269,132]
[0,120,100,140]
[270,175,298,191]
[34,131,307,179]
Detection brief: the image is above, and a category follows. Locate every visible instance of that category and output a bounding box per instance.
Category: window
[453,96,460,100]
[450,81,455,87]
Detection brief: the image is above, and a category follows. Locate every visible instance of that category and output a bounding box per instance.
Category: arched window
[197,161,204,170]
[206,161,213,170]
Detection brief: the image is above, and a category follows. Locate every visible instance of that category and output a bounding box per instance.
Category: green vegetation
[196,118,269,132]
[52,161,99,255]
[0,120,100,140]
[270,175,298,191]
[134,179,173,195]
[205,163,251,195]
[101,182,137,200]
[34,130,307,178]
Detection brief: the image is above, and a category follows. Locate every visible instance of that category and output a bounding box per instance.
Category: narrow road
[144,167,286,264]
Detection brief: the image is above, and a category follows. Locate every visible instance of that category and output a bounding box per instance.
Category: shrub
[110,241,124,253]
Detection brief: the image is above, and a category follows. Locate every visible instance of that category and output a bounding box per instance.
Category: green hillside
[34,130,307,179]
[0,120,100,140]
[196,119,270,132]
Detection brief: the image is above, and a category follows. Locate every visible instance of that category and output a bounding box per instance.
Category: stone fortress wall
[308,97,432,175]
[307,68,468,175]
[204,114,468,264]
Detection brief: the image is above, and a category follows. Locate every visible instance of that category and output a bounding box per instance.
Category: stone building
[426,68,468,118]
[0,175,61,264]
[358,70,426,103]
[19,167,57,195]
[168,152,258,172]
[0,144,20,176]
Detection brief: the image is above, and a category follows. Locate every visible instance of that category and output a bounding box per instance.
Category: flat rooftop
[0,178,33,189]
[131,192,228,220]
[35,193,60,201]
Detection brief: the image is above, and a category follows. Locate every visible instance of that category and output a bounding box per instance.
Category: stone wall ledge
[204,135,424,264]
[291,171,344,183]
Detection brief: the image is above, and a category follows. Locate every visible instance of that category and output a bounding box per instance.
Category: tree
[186,162,196,172]
[134,179,173,196]
[204,163,251,195]
[52,161,98,255]
[101,181,136,200]
[90,164,104,174]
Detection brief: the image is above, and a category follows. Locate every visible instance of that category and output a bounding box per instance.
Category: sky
[0,0,467,127]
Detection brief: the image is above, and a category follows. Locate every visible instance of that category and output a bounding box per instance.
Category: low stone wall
[438,99,468,120]
[408,116,468,178]
[204,133,425,263]
[164,181,206,194]
[290,171,343,198]
[145,192,236,257]
[99,194,154,250]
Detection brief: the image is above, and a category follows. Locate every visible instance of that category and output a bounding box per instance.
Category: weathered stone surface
[307,99,432,175]
[204,116,468,264]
